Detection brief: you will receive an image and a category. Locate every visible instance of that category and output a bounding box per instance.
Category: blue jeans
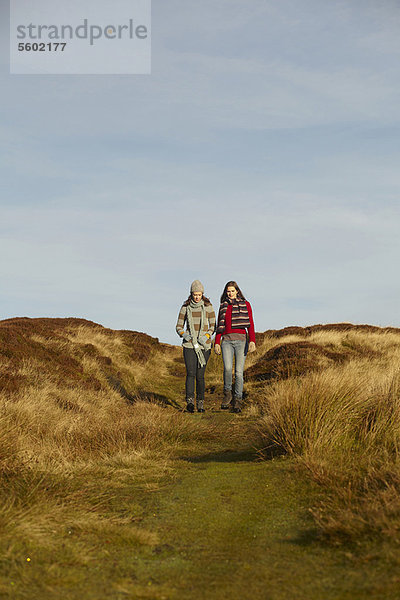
[221,339,247,399]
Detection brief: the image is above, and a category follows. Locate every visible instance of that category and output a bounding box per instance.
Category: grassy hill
[0,316,182,404]
[1,317,400,597]
[244,323,400,546]
[0,317,210,598]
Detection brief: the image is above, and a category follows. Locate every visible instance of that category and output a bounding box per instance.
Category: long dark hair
[220,281,246,303]
[183,294,211,307]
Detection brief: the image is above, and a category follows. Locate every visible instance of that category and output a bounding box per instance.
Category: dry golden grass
[3,316,400,583]
[0,384,211,596]
[253,327,400,543]
[0,318,213,597]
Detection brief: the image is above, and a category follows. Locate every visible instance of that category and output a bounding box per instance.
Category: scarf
[186,300,206,367]
[217,298,250,334]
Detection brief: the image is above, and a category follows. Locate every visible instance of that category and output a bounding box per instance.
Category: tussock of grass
[0,317,213,597]
[3,316,400,594]
[0,394,210,597]
[254,328,400,544]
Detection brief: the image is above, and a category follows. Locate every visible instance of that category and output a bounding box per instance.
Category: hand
[248,341,256,353]
[214,344,221,355]
[198,335,208,348]
[183,332,192,342]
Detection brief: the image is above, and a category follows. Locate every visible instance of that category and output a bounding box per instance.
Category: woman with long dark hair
[176,280,216,413]
[214,281,256,413]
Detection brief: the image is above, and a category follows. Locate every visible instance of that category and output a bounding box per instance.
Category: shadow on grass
[106,375,181,409]
[134,390,181,409]
[284,527,322,547]
[182,448,262,464]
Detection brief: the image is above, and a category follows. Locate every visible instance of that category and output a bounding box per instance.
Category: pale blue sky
[1,0,400,343]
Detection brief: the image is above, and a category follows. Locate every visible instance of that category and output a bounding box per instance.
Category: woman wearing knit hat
[176,280,216,413]
[214,281,256,413]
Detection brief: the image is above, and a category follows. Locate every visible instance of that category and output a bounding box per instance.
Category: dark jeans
[183,347,211,404]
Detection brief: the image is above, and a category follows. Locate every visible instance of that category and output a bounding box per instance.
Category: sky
[1,0,400,344]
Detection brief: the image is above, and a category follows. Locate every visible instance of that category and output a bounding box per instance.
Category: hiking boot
[186,400,195,413]
[232,396,242,414]
[196,398,204,412]
[221,389,232,410]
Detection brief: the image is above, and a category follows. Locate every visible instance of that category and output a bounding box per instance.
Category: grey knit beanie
[190,280,204,294]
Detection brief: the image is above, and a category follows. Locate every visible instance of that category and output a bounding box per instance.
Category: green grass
[137,456,395,600]
[2,412,400,600]
[3,320,400,598]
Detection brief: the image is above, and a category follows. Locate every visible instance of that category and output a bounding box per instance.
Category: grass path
[113,411,395,600]
[5,408,398,600]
